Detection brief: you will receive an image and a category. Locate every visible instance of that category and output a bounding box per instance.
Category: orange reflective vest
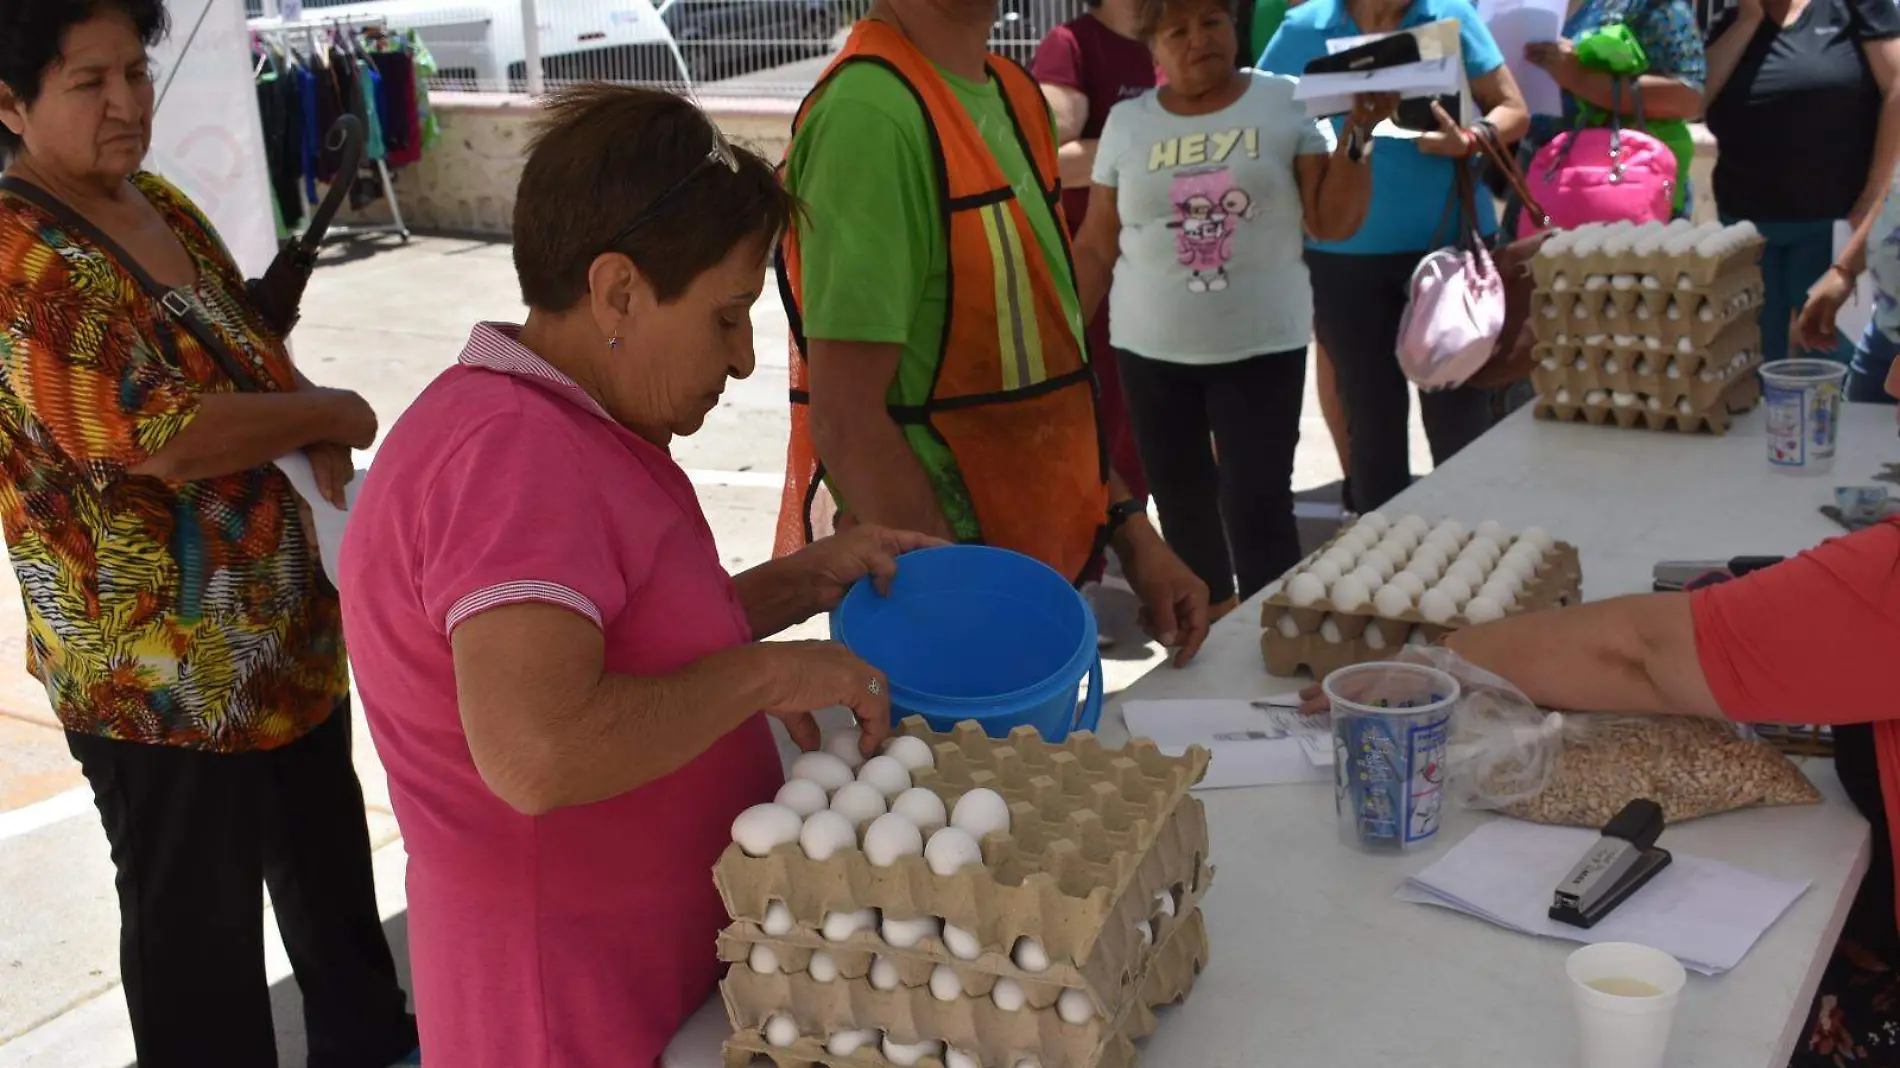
[773,20,1110,585]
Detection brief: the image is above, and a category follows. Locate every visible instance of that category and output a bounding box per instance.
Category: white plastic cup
[1761,358,1849,475]
[1325,662,1460,853]
[1566,942,1687,1068]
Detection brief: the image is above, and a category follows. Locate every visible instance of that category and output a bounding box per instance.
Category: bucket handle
[1074,655,1104,735]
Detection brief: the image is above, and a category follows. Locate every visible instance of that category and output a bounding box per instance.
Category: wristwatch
[1105,498,1146,541]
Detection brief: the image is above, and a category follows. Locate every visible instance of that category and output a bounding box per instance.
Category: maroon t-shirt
[1030,15,1158,230]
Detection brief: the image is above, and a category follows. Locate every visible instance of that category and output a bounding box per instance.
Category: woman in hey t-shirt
[1071,0,1375,616]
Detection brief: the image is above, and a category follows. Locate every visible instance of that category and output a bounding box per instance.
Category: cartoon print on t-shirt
[1169,165,1259,294]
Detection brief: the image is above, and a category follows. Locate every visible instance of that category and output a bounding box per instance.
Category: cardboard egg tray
[1532,267,1763,350]
[715,719,1212,1015]
[1530,227,1765,291]
[720,907,1211,1068]
[1535,368,1762,435]
[1256,522,1583,680]
[1531,322,1760,410]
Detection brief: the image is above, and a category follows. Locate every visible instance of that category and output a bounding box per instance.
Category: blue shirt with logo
[1260,0,1506,256]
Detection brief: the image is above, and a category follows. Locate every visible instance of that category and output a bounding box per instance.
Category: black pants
[1116,347,1306,604]
[67,707,418,1068]
[1307,250,1496,512]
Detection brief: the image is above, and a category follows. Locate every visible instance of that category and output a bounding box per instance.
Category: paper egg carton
[1256,516,1582,680]
[1535,367,1762,435]
[1532,267,1764,350]
[715,719,1212,1015]
[720,907,1211,1068]
[1530,219,1765,292]
[1531,322,1761,410]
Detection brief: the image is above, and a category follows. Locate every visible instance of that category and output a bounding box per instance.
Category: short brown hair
[512,84,797,311]
[1135,0,1239,41]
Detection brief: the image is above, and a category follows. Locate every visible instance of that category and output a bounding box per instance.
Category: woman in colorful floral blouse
[0,2,416,1065]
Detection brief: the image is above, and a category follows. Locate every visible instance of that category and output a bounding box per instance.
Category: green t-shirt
[785,60,1085,542]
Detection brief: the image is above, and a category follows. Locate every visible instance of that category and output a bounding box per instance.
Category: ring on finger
[868,676,883,698]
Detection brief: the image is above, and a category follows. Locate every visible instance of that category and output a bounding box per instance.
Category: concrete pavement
[0,233,1428,1066]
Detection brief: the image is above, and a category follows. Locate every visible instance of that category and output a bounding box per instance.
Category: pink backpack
[1398,164,1507,390]
[1525,80,1677,233]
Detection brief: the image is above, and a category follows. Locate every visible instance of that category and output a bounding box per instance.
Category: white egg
[1307,557,1344,586]
[823,728,867,769]
[863,813,924,868]
[925,826,984,876]
[1361,549,1397,581]
[826,1030,877,1056]
[1484,567,1525,595]
[731,803,802,857]
[1434,573,1473,605]
[869,955,902,990]
[823,908,878,943]
[1478,579,1519,608]
[1522,526,1555,551]
[1057,989,1097,1025]
[951,788,1011,839]
[929,964,963,1001]
[1339,527,1378,553]
[1155,889,1177,918]
[1398,514,1432,538]
[788,752,855,793]
[1012,937,1051,972]
[829,782,888,826]
[799,810,857,861]
[1359,511,1392,535]
[946,915,988,957]
[883,735,937,773]
[857,755,913,799]
[1319,617,1343,644]
[946,1049,985,1068]
[1418,589,1457,624]
[1387,524,1422,553]
[894,1036,946,1062]
[1474,520,1506,541]
[1372,584,1412,618]
[1322,547,1359,572]
[1461,539,1501,567]
[1014,1060,1044,1068]
[881,914,940,948]
[1275,612,1302,639]
[1137,920,1155,947]
[1389,571,1427,599]
[774,779,830,819]
[763,899,795,936]
[991,977,1028,1011]
[1374,536,1411,564]
[765,1014,799,1048]
[1330,574,1371,612]
[1446,559,1487,590]
[1403,555,1443,585]
[891,787,948,833]
[1287,572,1327,607]
[1349,564,1385,591]
[749,943,780,975]
[1464,596,1505,624]
[1431,519,1468,544]
[809,950,840,983]
[1405,626,1431,646]
[1364,623,1388,650]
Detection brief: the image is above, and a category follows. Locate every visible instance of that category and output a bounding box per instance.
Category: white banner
[148,0,280,276]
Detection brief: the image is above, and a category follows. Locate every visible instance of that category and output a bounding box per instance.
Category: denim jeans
[1727,216,1858,367]
[1850,320,1899,403]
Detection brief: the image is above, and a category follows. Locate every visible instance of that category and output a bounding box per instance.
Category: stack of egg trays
[715,719,1214,1066]
[1530,223,1766,292]
[1531,266,1764,351]
[1258,521,1583,679]
[1532,321,1761,408]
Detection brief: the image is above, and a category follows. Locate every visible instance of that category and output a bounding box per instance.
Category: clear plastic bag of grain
[1500,713,1822,827]
[1368,647,1568,811]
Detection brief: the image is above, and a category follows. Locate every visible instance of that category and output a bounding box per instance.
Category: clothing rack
[251,15,411,245]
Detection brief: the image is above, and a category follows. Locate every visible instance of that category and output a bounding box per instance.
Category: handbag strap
[1474,125,1551,231]
[0,175,265,392]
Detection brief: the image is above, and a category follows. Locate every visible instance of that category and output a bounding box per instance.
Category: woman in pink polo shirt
[338,85,936,1068]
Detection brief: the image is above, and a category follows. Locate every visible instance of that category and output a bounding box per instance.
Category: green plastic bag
[1251,0,1290,63]
[1572,24,1692,214]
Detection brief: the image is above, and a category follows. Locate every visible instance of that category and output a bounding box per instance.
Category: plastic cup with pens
[1325,661,1460,853]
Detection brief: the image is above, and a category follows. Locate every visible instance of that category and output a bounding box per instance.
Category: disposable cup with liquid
[1566,942,1687,1068]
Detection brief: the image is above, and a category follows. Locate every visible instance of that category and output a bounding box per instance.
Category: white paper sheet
[1310,23,1470,132]
[1398,820,1812,974]
[1294,57,1464,118]
[1122,700,1332,789]
[1478,0,1567,117]
[273,451,365,587]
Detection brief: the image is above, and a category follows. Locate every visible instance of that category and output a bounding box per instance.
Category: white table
[1098,404,1895,1067]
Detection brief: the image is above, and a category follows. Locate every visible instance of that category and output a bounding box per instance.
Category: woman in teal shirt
[1261,0,1528,513]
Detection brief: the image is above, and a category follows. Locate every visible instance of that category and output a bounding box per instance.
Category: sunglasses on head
[604,122,740,252]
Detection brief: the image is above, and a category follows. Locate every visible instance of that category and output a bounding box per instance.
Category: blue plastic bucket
[832,545,1103,742]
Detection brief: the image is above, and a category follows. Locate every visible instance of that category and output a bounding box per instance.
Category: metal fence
[247,0,1084,98]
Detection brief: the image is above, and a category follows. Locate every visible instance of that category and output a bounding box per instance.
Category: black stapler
[1550,799,1671,929]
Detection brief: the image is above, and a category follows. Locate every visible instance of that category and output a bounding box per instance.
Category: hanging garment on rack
[296,59,320,204]
[371,50,421,166]
[407,33,441,151]
[356,57,387,162]
[254,47,306,232]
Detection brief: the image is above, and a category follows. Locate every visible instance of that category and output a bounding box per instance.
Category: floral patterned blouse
[0,173,347,751]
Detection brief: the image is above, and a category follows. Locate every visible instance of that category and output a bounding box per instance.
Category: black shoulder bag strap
[0,175,265,393]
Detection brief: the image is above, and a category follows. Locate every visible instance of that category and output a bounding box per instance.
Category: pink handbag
[1398,164,1507,390]
[1526,79,1677,232]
